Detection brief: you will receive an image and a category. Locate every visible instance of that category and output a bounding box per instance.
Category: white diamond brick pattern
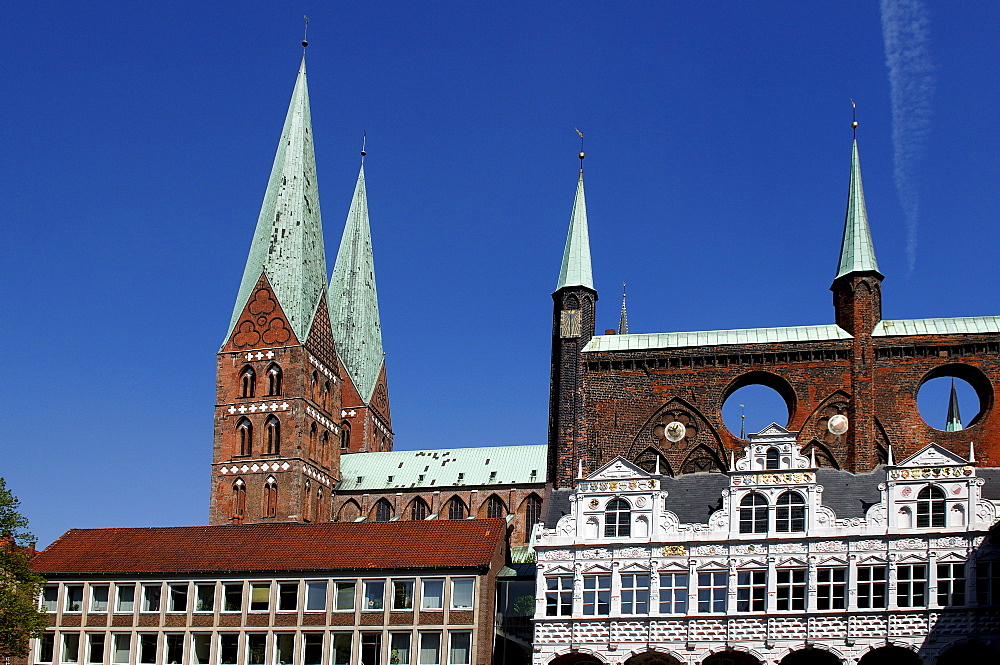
[611,621,646,642]
[536,623,572,642]
[889,613,928,636]
[305,406,339,433]
[309,355,338,381]
[769,617,806,640]
[574,622,609,643]
[729,618,767,640]
[849,615,886,638]
[226,401,290,415]
[807,615,847,639]
[689,619,726,640]
[650,621,686,641]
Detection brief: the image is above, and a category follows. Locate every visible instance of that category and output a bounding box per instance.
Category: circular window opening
[917,376,981,431]
[722,384,790,439]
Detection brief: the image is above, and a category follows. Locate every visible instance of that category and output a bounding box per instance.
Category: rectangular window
[364,579,385,610]
[698,571,726,613]
[418,632,441,665]
[328,580,349,611]
[141,584,161,612]
[394,579,415,610]
[302,634,323,665]
[66,585,84,612]
[169,583,188,612]
[897,564,927,607]
[250,583,270,611]
[582,574,610,616]
[736,570,766,612]
[63,633,81,663]
[857,565,887,609]
[360,633,381,665]
[816,567,847,610]
[41,585,58,612]
[776,568,807,610]
[451,578,474,609]
[224,583,243,612]
[139,634,158,664]
[421,579,443,610]
[87,633,105,664]
[620,573,649,614]
[977,561,1000,606]
[38,633,55,662]
[116,585,135,613]
[165,633,184,664]
[219,633,238,665]
[332,633,352,665]
[937,563,966,606]
[390,633,411,665]
[192,634,211,665]
[274,634,294,665]
[449,632,472,665]
[196,583,216,612]
[659,572,688,614]
[306,580,330,612]
[545,576,573,617]
[90,585,109,612]
[278,582,298,611]
[112,634,130,664]
[247,634,267,665]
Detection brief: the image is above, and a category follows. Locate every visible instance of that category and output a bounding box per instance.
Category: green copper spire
[835,139,881,281]
[555,171,594,291]
[946,379,963,431]
[329,164,384,402]
[226,56,328,343]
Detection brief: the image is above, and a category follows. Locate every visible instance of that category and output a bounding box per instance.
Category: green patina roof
[583,324,852,352]
[872,316,1000,336]
[337,445,547,492]
[226,57,328,345]
[328,165,384,402]
[835,139,881,281]
[555,172,594,291]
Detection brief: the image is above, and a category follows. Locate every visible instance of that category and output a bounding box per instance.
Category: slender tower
[211,51,343,525]
[328,152,393,453]
[548,146,597,487]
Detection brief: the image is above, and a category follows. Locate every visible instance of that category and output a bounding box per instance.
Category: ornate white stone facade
[533,426,1000,665]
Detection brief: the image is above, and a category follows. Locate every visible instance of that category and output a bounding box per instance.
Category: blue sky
[5,1,998,547]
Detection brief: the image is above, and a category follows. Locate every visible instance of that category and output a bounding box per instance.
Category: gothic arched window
[232,479,246,520]
[240,366,256,398]
[374,499,393,522]
[486,495,506,519]
[303,480,313,522]
[448,497,468,520]
[740,492,768,534]
[264,478,278,518]
[604,498,631,538]
[340,422,351,450]
[237,418,253,456]
[524,494,543,529]
[265,416,280,454]
[765,447,781,469]
[775,491,806,532]
[410,498,429,521]
[917,486,946,528]
[266,364,282,396]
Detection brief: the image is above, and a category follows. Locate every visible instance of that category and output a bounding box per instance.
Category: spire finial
[360,131,367,164]
[618,282,629,335]
[740,404,746,439]
[302,15,310,50]
[851,99,858,136]
[575,128,585,172]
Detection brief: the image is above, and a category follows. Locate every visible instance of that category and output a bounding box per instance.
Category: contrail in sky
[880,0,935,273]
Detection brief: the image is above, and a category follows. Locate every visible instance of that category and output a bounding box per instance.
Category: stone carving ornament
[652,410,699,449]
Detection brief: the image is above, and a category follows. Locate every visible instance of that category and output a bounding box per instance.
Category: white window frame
[420,579,444,610]
[619,573,649,615]
[697,571,726,613]
[89,585,110,613]
[776,568,807,611]
[736,569,766,612]
[448,631,472,665]
[582,574,610,616]
[816,567,846,610]
[544,576,572,617]
[896,564,927,607]
[658,572,688,614]
[450,578,475,610]
[857,564,887,609]
[363,579,386,611]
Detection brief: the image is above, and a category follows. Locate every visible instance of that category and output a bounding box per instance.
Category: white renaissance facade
[532,425,1000,665]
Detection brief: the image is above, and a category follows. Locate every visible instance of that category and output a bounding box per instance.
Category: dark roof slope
[660,473,730,523]
[979,468,1000,500]
[544,490,573,528]
[32,520,506,575]
[816,468,884,518]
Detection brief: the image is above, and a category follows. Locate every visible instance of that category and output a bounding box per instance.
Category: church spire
[835,138,881,281]
[946,379,963,431]
[555,165,594,292]
[329,163,384,402]
[226,55,328,344]
[618,283,628,334]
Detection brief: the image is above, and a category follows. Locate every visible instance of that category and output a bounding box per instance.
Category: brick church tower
[211,55,344,525]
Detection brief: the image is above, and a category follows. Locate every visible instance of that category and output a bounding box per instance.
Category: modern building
[533,428,1000,665]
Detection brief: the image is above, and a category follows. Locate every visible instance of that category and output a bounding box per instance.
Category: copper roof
[32,520,506,575]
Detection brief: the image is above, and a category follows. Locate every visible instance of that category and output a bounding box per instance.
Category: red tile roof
[32,519,507,575]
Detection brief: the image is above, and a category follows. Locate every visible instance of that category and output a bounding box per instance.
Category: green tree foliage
[0,478,47,657]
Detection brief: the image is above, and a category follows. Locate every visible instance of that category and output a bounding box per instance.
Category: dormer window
[765,447,780,470]
[604,498,631,538]
[917,486,946,528]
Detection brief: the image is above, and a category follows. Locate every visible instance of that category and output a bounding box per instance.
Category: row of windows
[239,365,283,399]
[364,494,543,524]
[42,578,476,614]
[38,630,471,665]
[544,561,1000,616]
[235,417,281,457]
[738,491,806,533]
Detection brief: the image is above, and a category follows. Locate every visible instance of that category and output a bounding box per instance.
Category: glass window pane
[192,634,211,665]
[219,634,238,665]
[87,634,105,664]
[41,585,58,612]
[449,632,471,665]
[302,634,323,665]
[247,634,266,665]
[139,634,158,664]
[224,584,243,612]
[142,585,160,612]
[331,581,352,611]
[393,580,414,610]
[332,633,352,665]
[39,634,55,662]
[165,633,184,664]
[390,633,411,665]
[196,584,215,612]
[63,633,81,663]
[418,633,441,665]
[250,584,270,611]
[421,580,443,610]
[451,579,474,609]
[66,586,84,612]
[169,584,188,612]
[90,586,109,612]
[364,580,385,610]
[274,634,294,665]
[278,583,298,611]
[116,585,135,613]
[112,634,131,664]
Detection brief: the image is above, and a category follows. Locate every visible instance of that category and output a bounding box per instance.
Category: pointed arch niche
[630,398,723,475]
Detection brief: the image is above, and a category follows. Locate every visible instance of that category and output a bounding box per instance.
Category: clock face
[665,421,686,442]
[827,414,849,436]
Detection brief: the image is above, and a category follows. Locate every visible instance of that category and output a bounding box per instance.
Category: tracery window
[232,479,246,520]
[410,498,429,521]
[775,491,806,532]
[340,422,351,450]
[264,478,277,518]
[374,499,393,522]
[265,416,280,454]
[917,485,946,527]
[448,497,468,520]
[765,447,780,469]
[266,364,282,396]
[240,366,256,398]
[524,494,542,529]
[604,498,631,538]
[486,495,506,519]
[739,492,768,534]
[237,418,253,456]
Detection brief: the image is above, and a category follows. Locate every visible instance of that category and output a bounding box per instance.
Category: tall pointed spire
[555,166,594,291]
[329,164,384,402]
[835,138,881,281]
[946,379,964,431]
[618,283,628,334]
[226,56,327,343]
